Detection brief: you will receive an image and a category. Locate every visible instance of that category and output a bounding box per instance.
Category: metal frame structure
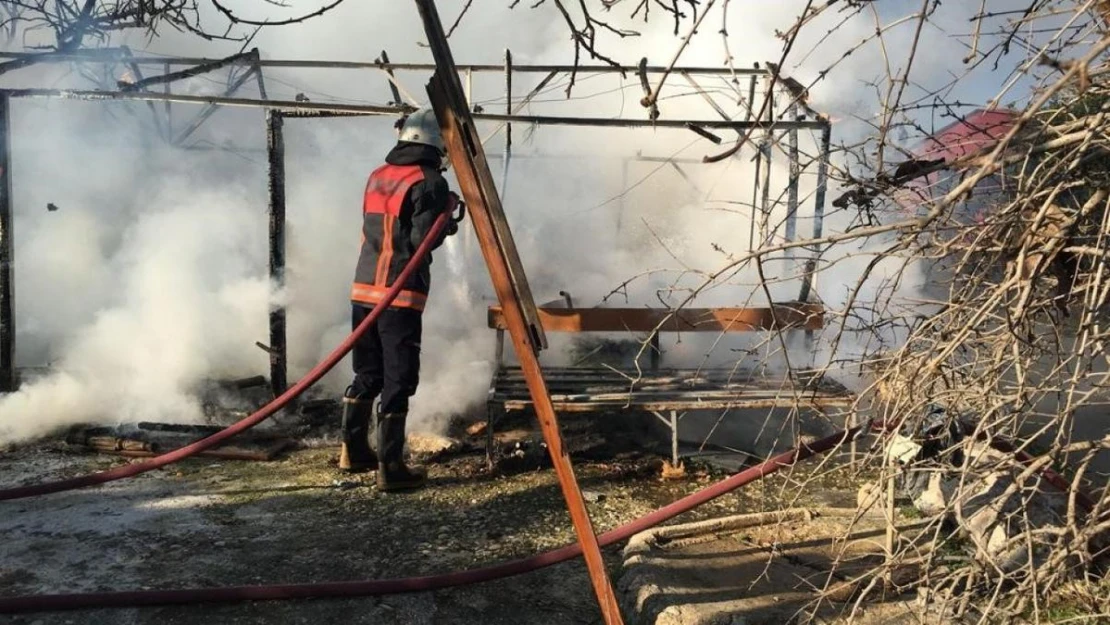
[0,50,831,396]
[0,29,832,624]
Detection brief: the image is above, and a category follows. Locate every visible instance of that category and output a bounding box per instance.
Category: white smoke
[0,1,1044,444]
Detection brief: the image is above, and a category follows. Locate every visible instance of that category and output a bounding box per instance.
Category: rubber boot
[376,412,426,491]
[338,396,378,472]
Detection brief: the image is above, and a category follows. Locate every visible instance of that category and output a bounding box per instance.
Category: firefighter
[339,108,461,492]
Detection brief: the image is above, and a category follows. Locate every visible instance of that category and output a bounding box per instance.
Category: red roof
[915,108,1018,162]
[892,108,1019,217]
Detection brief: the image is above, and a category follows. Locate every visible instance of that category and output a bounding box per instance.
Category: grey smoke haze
[0,1,1050,444]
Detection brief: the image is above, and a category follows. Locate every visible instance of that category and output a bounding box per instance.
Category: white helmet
[397,108,445,153]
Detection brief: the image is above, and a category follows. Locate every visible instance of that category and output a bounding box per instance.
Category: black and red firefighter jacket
[351,142,455,312]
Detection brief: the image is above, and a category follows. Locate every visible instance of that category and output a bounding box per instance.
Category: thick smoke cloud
[0,1,1033,444]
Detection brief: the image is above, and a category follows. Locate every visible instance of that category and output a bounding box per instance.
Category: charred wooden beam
[685,123,722,144]
[119,49,259,91]
[173,65,265,145]
[378,50,404,107]
[0,92,14,392]
[118,46,167,141]
[266,111,288,398]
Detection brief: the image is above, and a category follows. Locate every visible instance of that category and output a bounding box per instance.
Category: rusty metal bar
[0,92,13,392]
[413,1,622,622]
[266,111,288,398]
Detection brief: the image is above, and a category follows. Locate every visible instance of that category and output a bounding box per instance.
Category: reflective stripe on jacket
[351,163,430,311]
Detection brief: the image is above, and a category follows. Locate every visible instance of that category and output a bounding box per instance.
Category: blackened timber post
[0,92,14,392]
[266,110,288,397]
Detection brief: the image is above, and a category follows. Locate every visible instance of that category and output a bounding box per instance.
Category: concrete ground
[0,414,872,625]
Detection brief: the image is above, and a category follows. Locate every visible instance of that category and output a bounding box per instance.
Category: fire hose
[0,427,864,614]
[0,197,1096,613]
[0,211,454,502]
[0,423,1096,614]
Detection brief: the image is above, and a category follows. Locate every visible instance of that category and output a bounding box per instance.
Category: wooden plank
[413,2,621,623]
[487,304,824,333]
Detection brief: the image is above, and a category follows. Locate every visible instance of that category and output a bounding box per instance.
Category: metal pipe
[6,88,407,116]
[799,121,831,303]
[758,121,773,247]
[501,49,512,201]
[474,112,825,130]
[745,75,757,122]
[0,51,770,76]
[0,426,864,614]
[812,123,832,243]
[266,111,288,398]
[163,62,172,136]
[253,60,269,101]
[5,88,826,131]
[0,210,453,502]
[785,103,800,260]
[0,92,14,393]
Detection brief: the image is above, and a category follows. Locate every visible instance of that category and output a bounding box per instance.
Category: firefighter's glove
[446,191,466,236]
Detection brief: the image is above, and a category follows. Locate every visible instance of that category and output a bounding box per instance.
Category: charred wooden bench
[485,304,855,465]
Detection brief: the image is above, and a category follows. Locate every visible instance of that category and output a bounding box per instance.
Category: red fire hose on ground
[0,427,864,614]
[0,212,452,502]
[0,205,1097,614]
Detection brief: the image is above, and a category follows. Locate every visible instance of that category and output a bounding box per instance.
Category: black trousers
[349,304,423,414]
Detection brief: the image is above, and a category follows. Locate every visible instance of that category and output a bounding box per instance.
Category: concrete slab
[618,509,935,625]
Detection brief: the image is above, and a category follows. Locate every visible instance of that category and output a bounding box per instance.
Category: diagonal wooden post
[412,2,624,623]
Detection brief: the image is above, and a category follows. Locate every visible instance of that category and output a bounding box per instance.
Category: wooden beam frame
[488,305,825,333]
